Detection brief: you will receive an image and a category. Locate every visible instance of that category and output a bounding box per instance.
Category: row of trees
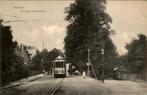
[64,0,118,78]
[1,19,29,85]
[64,0,147,79]
[119,34,147,76]
[30,48,65,73]
[0,19,64,84]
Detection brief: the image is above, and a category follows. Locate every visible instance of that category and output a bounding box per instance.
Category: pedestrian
[25,70,29,79]
[83,71,86,79]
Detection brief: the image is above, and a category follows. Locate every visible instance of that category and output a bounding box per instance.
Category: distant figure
[83,71,86,79]
[25,70,29,79]
[43,70,45,75]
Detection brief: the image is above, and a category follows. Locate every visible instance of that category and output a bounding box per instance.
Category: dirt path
[3,75,146,95]
[59,76,146,95]
[101,80,146,95]
[60,76,110,95]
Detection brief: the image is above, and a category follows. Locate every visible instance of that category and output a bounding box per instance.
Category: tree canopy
[31,48,65,72]
[125,34,147,73]
[1,19,28,84]
[64,0,117,77]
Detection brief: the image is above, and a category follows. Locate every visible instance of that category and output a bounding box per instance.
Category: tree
[64,0,117,77]
[31,49,42,71]
[126,34,147,74]
[1,20,16,83]
[31,48,64,72]
[144,40,147,80]
[47,48,65,68]
[0,19,26,84]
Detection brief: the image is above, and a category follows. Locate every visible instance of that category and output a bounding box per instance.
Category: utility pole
[87,48,90,77]
[41,58,44,73]
[87,49,97,79]
[42,41,45,73]
[87,48,98,79]
[101,48,104,83]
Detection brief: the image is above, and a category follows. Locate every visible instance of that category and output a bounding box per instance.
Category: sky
[0,0,147,55]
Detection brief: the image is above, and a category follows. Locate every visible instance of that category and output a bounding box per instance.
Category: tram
[53,56,66,78]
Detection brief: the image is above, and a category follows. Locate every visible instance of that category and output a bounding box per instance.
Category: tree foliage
[1,19,28,84]
[125,34,147,73]
[31,49,42,71]
[31,48,64,72]
[64,0,117,77]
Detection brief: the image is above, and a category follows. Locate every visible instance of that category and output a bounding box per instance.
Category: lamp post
[101,48,104,83]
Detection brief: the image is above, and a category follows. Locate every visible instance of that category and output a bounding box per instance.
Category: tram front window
[54,61,65,68]
[57,62,60,68]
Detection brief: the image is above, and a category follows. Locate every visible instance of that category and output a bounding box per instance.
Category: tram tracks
[0,77,64,95]
[32,78,64,95]
[0,76,44,95]
[0,85,23,95]
[0,88,14,95]
[49,78,64,95]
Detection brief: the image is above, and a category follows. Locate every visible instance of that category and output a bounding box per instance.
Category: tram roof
[53,56,65,62]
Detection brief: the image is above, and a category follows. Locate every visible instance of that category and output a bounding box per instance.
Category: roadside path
[1,74,44,89]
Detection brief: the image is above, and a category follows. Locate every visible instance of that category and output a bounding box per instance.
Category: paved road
[2,75,147,95]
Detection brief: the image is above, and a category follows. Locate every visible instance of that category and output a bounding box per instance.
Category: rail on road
[32,78,64,95]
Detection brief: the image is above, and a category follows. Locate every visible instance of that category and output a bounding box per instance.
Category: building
[14,44,34,64]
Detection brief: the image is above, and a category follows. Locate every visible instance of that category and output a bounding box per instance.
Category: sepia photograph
[0,0,147,95]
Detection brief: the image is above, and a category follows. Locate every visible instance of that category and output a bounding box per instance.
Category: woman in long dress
[83,71,86,79]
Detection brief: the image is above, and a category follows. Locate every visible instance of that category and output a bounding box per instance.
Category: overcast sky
[0,0,147,55]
